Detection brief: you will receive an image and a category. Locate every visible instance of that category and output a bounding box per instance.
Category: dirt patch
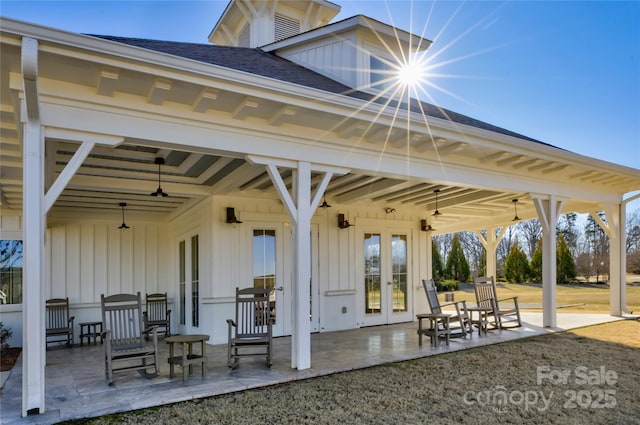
[1,347,21,372]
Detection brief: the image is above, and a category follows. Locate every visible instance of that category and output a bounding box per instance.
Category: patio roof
[0,313,623,423]
[1,18,638,234]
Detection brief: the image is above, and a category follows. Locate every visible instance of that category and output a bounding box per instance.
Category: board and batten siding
[47,223,170,303]
[277,35,357,89]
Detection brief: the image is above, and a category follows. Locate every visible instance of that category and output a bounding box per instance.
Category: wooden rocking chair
[422,279,472,338]
[226,287,273,369]
[101,292,159,385]
[143,293,171,338]
[473,276,522,329]
[45,297,75,348]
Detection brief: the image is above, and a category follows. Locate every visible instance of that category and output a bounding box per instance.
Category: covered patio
[1,4,638,419]
[0,312,622,424]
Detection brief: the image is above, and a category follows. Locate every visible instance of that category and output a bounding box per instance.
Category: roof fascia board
[399,109,640,177]
[262,15,431,52]
[1,20,391,116]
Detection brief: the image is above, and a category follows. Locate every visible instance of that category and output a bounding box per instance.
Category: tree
[519,219,542,258]
[457,231,484,278]
[478,249,487,278]
[530,239,542,282]
[557,234,577,283]
[584,212,609,281]
[557,213,579,257]
[431,239,444,282]
[504,242,530,283]
[444,234,470,282]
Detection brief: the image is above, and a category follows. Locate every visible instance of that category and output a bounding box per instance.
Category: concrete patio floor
[0,312,624,425]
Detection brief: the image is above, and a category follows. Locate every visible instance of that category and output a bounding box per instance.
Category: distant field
[442,279,640,313]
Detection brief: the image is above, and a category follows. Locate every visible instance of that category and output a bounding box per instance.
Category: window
[0,240,23,304]
[370,55,393,90]
[191,235,199,328]
[179,240,185,325]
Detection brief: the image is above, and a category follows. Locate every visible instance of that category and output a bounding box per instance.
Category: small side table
[79,321,103,346]
[467,306,492,335]
[166,334,210,381]
[416,313,451,347]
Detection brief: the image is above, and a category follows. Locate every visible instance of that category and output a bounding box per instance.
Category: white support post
[22,119,46,417]
[292,162,312,370]
[603,203,624,316]
[475,227,505,279]
[248,155,348,370]
[533,195,564,328]
[21,36,46,417]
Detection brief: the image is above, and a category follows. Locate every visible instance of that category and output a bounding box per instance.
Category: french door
[361,228,413,326]
[247,221,320,337]
[249,223,289,337]
[177,233,200,335]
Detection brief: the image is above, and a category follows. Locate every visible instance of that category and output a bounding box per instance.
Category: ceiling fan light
[118,202,130,230]
[432,189,442,217]
[150,157,168,198]
[320,196,331,208]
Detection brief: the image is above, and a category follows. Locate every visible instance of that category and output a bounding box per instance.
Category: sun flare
[397,58,426,89]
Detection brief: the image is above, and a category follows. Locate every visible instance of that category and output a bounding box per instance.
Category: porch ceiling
[1,20,638,232]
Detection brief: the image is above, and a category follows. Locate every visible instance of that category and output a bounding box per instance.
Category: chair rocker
[226,287,273,369]
[473,276,521,329]
[422,279,472,338]
[101,292,159,385]
[45,297,75,348]
[143,292,171,338]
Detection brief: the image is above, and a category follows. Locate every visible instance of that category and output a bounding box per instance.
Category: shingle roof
[89,35,550,146]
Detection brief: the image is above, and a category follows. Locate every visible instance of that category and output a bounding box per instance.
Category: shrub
[444,234,470,282]
[0,322,12,353]
[505,242,530,283]
[436,279,458,292]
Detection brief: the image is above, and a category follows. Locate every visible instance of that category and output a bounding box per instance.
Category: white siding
[47,223,171,304]
[1,196,433,346]
[277,35,358,88]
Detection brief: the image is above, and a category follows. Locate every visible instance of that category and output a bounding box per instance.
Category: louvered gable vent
[274,14,300,42]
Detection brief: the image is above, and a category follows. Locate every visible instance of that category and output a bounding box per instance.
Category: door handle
[387,281,393,286]
[276,286,284,292]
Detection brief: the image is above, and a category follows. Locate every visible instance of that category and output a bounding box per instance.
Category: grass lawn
[65,319,640,425]
[440,281,640,314]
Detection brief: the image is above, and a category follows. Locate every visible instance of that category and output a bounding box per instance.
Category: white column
[475,227,505,279]
[22,118,46,416]
[251,155,347,370]
[603,203,624,316]
[533,195,563,328]
[21,36,46,417]
[292,163,312,369]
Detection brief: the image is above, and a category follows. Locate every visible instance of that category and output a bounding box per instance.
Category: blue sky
[2,0,639,178]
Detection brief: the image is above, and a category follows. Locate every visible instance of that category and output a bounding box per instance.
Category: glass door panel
[364,233,382,316]
[253,229,277,325]
[391,234,408,313]
[177,233,199,334]
[362,229,412,325]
